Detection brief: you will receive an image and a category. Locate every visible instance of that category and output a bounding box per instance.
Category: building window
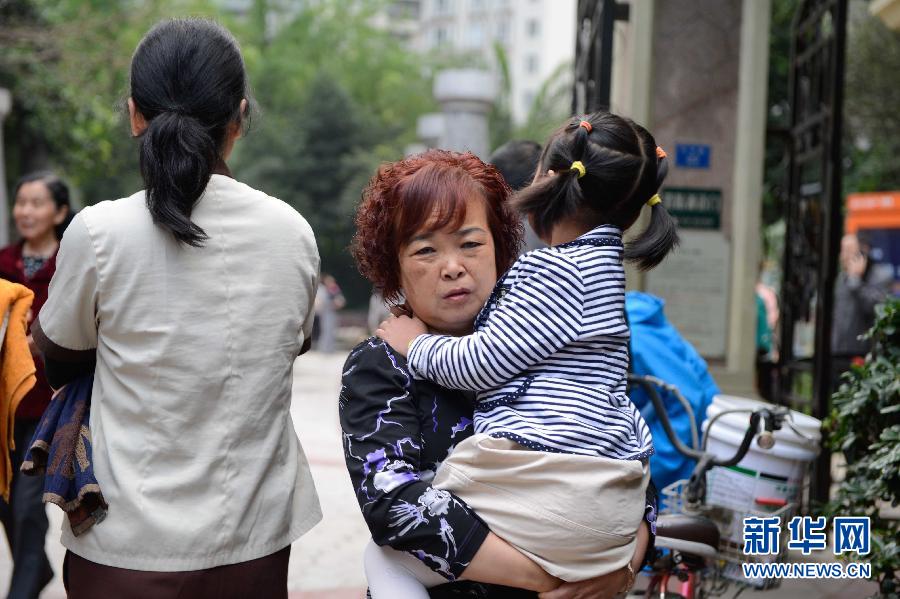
[434,26,451,46]
[526,54,539,74]
[467,22,484,48]
[470,0,487,12]
[436,0,453,16]
[527,19,540,37]
[523,90,536,109]
[496,21,510,43]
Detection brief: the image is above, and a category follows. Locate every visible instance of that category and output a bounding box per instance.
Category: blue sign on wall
[675,144,711,169]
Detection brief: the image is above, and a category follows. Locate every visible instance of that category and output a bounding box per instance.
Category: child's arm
[409,252,585,390]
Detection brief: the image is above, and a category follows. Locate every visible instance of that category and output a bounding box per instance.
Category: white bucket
[702,395,822,543]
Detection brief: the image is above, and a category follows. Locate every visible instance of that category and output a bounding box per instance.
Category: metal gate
[778,0,848,503]
[572,0,630,114]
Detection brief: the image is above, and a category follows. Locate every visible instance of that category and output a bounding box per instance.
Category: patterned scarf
[20,374,107,536]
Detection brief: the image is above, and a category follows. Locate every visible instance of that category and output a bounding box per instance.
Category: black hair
[514,111,679,271]
[130,19,250,247]
[489,140,543,191]
[13,171,74,240]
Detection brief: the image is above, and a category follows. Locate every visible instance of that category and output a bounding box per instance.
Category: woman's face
[399,196,498,336]
[13,181,66,242]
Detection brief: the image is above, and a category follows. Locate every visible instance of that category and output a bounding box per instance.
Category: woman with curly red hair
[340,149,654,598]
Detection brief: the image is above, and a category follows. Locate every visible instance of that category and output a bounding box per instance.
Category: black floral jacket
[340,338,657,597]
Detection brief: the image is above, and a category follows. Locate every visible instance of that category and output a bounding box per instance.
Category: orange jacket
[0,280,36,500]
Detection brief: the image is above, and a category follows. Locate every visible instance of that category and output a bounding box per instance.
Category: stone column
[416,113,445,149]
[725,0,771,379]
[612,0,657,291]
[0,88,11,247]
[433,69,496,159]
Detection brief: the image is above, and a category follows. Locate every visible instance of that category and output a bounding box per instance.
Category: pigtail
[512,167,584,239]
[511,117,591,239]
[623,153,680,271]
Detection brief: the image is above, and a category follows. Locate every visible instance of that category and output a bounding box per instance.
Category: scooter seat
[654,514,720,559]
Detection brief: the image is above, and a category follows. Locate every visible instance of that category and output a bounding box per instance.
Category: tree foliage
[843,0,900,194]
[1,0,435,307]
[825,298,900,598]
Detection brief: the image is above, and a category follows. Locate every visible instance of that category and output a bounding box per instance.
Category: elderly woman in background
[340,149,656,598]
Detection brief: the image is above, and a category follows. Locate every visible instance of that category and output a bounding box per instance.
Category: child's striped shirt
[407,224,653,460]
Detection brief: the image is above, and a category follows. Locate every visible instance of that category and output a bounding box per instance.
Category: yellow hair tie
[647,194,662,207]
[570,161,586,179]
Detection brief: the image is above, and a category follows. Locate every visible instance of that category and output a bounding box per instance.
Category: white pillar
[725,0,771,381]
[416,112,445,149]
[433,69,496,159]
[0,88,11,247]
[612,0,656,291]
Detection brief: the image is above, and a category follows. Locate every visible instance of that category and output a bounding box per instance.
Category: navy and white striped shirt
[407,224,653,460]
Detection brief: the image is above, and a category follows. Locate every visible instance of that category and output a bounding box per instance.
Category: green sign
[662,187,722,230]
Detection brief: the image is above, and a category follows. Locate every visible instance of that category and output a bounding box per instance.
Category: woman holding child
[342,110,677,597]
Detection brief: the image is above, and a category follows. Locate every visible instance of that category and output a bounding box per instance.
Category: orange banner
[845,191,900,233]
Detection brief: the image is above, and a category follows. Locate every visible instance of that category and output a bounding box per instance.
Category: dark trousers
[63,545,291,599]
[0,419,53,599]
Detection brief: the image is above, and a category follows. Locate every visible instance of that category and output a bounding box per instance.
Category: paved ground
[0,350,880,598]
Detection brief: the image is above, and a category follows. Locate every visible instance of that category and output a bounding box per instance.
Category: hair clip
[570,161,586,179]
[656,146,667,159]
[578,120,593,133]
[647,194,662,207]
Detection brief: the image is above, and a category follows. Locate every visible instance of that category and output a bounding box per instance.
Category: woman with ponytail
[374,111,675,597]
[31,19,321,598]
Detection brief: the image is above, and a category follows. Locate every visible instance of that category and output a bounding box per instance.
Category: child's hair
[514,111,678,270]
[130,19,250,247]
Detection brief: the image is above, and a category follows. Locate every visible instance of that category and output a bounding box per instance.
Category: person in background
[0,171,72,599]
[314,273,346,352]
[754,262,779,402]
[488,140,544,253]
[367,289,391,336]
[831,232,894,390]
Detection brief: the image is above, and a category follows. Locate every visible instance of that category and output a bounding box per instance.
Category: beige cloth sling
[434,433,650,582]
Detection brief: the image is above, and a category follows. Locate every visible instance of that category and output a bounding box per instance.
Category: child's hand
[375,314,427,357]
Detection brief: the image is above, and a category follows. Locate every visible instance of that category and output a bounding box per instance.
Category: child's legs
[363,539,447,599]
[433,434,650,582]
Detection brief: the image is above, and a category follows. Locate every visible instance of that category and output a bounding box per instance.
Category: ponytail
[512,118,593,238]
[139,111,216,247]
[513,166,584,239]
[130,19,250,247]
[515,111,680,268]
[623,153,679,271]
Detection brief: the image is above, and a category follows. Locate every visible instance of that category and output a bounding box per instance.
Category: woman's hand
[375,314,427,357]
[538,521,650,599]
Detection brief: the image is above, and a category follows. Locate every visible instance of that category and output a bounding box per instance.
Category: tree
[842,0,900,194]
[761,0,796,231]
[487,44,573,155]
[1,0,221,206]
[236,72,373,304]
[231,1,436,307]
[2,0,436,307]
